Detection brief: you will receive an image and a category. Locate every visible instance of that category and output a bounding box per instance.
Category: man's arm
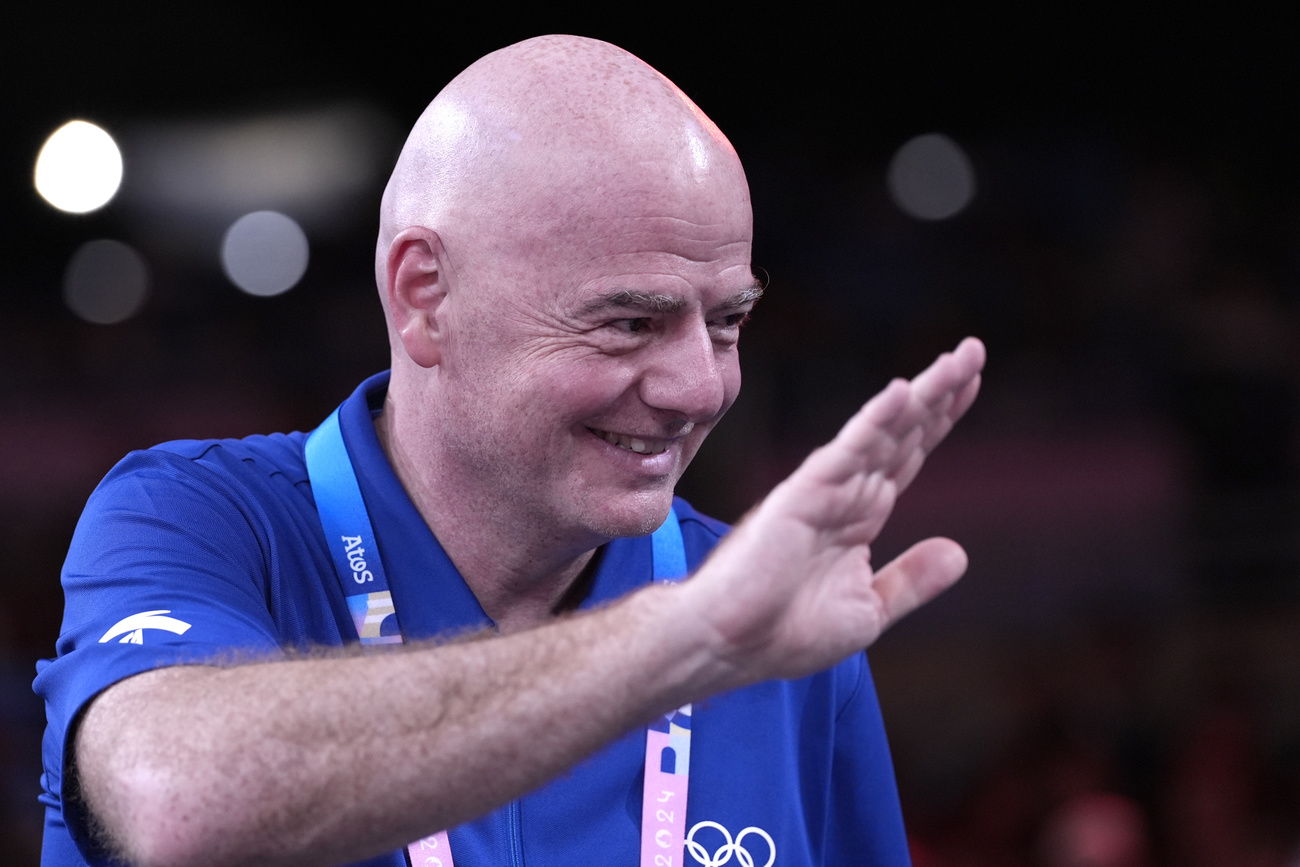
[76,586,715,867]
[76,337,984,867]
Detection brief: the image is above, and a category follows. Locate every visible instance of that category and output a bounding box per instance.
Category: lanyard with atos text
[305,407,693,867]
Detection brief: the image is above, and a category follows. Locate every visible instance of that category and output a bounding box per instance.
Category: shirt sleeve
[34,448,292,864]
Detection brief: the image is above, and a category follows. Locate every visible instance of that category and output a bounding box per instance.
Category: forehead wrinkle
[479,202,751,268]
[525,210,749,247]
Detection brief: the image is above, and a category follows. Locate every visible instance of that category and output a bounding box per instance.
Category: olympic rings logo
[685,820,776,867]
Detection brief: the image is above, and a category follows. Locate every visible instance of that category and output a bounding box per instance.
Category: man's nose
[639,320,729,423]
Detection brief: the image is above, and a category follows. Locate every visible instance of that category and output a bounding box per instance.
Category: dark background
[4,5,1300,864]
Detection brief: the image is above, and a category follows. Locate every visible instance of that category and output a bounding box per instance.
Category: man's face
[435,181,756,548]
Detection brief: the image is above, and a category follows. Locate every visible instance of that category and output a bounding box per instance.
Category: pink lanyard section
[641,704,692,867]
[405,831,453,867]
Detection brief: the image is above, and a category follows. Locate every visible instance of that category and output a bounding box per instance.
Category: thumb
[872,537,968,627]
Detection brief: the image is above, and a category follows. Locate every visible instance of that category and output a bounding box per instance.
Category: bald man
[36,36,984,867]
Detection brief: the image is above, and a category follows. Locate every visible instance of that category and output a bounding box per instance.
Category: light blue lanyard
[303,405,692,866]
[305,407,404,645]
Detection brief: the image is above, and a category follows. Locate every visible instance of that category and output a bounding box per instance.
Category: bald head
[372,36,757,556]
[376,35,749,295]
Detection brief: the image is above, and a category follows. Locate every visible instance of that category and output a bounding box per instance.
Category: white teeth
[592,429,669,455]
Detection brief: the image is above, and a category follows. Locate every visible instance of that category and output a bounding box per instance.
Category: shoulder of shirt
[95,430,312,495]
[153,430,307,464]
[671,496,731,541]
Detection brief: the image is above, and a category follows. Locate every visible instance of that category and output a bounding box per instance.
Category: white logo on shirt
[99,610,192,645]
[686,821,775,867]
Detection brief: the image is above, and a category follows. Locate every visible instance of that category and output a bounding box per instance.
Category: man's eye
[713,312,751,330]
[611,318,651,333]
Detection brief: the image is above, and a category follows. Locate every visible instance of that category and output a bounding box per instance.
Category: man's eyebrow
[579,283,764,317]
[716,285,764,309]
[580,290,685,316]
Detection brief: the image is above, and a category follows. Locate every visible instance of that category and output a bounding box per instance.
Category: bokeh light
[63,239,149,324]
[886,133,976,220]
[124,105,395,230]
[220,211,310,296]
[35,120,124,214]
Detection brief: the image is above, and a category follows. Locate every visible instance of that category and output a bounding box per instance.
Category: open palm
[686,337,986,683]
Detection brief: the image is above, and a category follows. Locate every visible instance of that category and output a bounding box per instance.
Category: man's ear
[386,226,450,368]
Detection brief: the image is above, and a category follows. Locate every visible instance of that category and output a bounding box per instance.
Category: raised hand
[682,337,985,685]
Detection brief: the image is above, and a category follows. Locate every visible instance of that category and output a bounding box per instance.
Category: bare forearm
[77,581,723,867]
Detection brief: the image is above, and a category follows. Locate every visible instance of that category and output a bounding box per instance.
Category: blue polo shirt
[35,372,911,866]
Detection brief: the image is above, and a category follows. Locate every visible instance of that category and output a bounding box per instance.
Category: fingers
[816,337,986,485]
[871,537,968,627]
[911,337,986,408]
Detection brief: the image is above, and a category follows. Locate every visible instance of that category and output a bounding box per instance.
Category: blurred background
[4,4,1300,864]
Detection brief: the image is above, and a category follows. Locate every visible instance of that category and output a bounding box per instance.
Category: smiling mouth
[588,427,673,455]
